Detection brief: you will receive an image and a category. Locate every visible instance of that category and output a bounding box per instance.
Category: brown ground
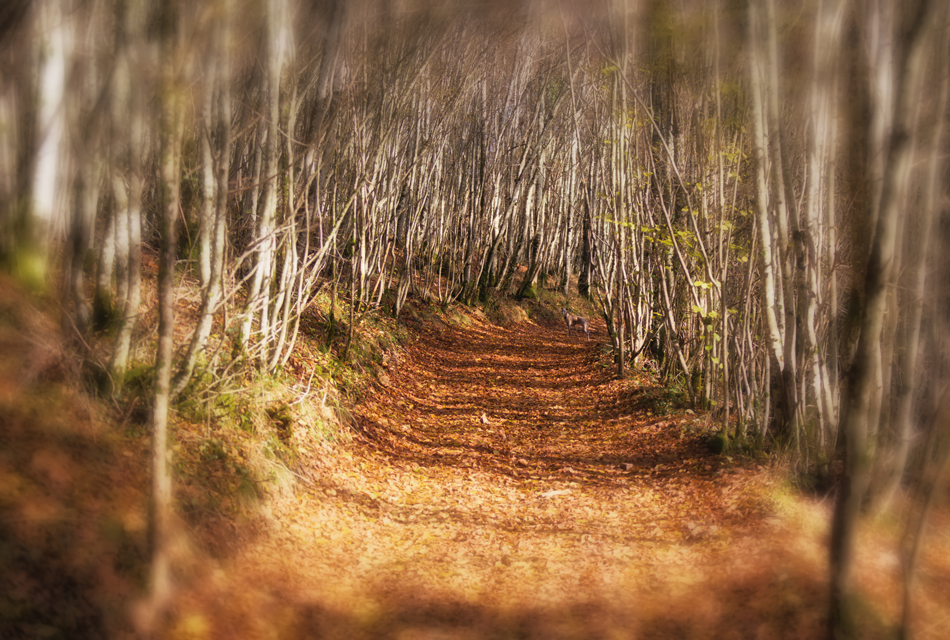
[2,279,948,639]
[170,311,948,640]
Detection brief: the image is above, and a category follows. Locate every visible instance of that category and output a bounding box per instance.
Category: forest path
[188,313,832,639]
[355,314,717,485]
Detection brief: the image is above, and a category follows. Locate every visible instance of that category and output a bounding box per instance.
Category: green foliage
[175,363,260,433]
[267,403,294,435]
[123,364,153,395]
[480,294,529,325]
[199,437,229,462]
[708,433,727,454]
[263,431,297,466]
[630,381,690,415]
[179,434,265,518]
[228,325,245,361]
[7,244,49,293]
[710,430,762,457]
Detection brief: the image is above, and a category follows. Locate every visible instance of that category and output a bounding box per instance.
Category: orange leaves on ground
[172,311,949,639]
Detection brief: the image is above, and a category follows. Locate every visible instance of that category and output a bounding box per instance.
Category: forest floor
[3,275,949,639]
[169,308,949,640]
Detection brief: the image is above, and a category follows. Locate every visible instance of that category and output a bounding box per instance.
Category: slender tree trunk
[141,1,184,630]
[172,5,231,394]
[873,26,948,511]
[94,204,117,327]
[578,191,593,298]
[64,157,97,339]
[239,0,290,362]
[829,1,935,636]
[15,0,67,291]
[109,27,145,383]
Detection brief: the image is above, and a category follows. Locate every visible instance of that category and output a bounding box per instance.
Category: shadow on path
[354,313,719,487]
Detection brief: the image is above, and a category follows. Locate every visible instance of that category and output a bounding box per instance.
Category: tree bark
[172,2,231,394]
[829,1,935,636]
[16,0,67,291]
[138,0,184,632]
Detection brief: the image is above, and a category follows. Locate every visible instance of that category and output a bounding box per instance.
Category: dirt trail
[356,315,718,484]
[182,314,834,639]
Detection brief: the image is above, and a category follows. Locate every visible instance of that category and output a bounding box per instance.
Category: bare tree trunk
[578,191,593,298]
[109,23,145,383]
[64,155,97,339]
[137,0,185,633]
[94,203,116,327]
[239,0,291,361]
[829,1,936,636]
[15,0,67,291]
[872,23,948,511]
[171,3,232,394]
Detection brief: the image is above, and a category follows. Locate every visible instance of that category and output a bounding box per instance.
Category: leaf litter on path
[172,314,944,639]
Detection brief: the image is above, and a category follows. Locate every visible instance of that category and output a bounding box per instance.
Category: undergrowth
[162,287,416,545]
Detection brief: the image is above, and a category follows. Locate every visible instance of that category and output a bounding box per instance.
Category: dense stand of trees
[1,0,948,636]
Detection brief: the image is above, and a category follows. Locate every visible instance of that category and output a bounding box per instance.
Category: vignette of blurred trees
[1,0,947,636]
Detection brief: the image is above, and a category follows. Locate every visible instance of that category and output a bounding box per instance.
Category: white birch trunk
[830,0,936,634]
[22,0,68,289]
